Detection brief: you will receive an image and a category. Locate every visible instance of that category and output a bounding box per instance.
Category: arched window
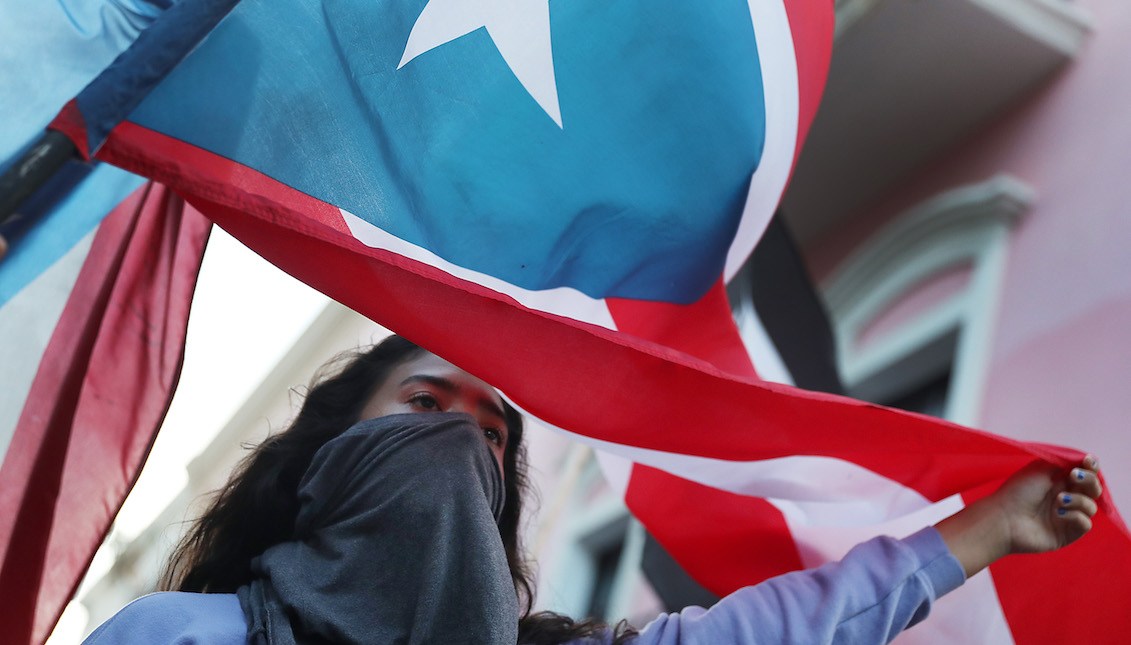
[822,175,1033,425]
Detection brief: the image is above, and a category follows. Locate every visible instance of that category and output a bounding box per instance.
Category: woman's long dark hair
[161,335,635,644]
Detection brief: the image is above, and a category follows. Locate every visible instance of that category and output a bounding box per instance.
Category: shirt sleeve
[627,527,966,645]
[81,592,247,645]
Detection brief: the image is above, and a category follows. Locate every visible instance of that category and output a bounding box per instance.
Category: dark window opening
[881,369,951,418]
[585,540,624,620]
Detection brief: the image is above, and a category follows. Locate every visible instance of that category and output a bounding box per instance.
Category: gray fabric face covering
[238,412,519,645]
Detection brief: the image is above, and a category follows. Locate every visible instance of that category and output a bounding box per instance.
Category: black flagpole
[0,130,78,228]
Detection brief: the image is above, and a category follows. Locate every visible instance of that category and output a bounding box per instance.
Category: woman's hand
[996,455,1101,554]
[935,456,1101,578]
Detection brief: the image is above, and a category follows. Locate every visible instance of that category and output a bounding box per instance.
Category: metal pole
[0,130,78,227]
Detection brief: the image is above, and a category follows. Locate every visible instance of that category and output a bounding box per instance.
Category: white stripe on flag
[595,450,634,498]
[552,428,944,525]
[724,0,801,280]
[341,209,618,330]
[532,406,1016,645]
[731,288,794,385]
[0,230,96,460]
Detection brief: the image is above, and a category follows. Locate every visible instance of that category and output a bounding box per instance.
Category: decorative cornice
[823,174,1034,312]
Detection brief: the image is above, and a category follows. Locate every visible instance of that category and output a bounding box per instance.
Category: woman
[83,335,1102,644]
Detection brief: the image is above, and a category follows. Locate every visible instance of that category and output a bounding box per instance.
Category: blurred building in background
[59,0,1130,640]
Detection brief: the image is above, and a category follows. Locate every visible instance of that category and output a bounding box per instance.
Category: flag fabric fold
[0,182,210,644]
[2,3,211,643]
[32,0,1131,643]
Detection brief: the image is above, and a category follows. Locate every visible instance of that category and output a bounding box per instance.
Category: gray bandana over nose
[238,412,518,644]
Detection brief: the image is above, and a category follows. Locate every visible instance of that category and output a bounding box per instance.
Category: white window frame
[821,175,1033,425]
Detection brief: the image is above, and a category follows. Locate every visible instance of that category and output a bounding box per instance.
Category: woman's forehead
[389,352,467,380]
[385,353,502,402]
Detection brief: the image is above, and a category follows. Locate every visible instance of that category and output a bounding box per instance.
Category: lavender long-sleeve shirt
[83,528,964,645]
[603,528,964,644]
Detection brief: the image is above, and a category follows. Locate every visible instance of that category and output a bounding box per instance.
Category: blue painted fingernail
[1076,469,1086,481]
[1057,508,1067,516]
[1061,493,1072,505]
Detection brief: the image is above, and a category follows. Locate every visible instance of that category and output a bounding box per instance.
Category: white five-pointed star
[398,0,562,127]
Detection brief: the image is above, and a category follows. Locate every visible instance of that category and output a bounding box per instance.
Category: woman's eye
[483,427,503,446]
[408,393,440,410]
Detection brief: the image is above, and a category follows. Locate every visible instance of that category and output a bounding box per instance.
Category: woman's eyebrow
[480,400,507,424]
[398,374,457,392]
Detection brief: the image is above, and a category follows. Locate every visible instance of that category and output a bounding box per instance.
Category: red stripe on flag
[0,183,209,644]
[608,280,758,378]
[781,0,834,169]
[89,121,350,236]
[626,464,803,595]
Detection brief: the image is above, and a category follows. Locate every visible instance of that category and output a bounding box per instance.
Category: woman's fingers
[1056,491,1098,519]
[1049,468,1094,545]
[1055,456,1101,544]
[1056,508,1093,544]
[1065,457,1103,500]
[1049,454,1103,545]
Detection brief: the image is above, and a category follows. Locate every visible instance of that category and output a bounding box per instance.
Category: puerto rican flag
[22,0,1131,642]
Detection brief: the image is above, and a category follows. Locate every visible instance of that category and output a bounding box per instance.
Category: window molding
[822,175,1033,425]
[540,456,646,623]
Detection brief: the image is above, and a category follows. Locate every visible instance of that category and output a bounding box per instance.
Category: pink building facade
[794,0,1130,507]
